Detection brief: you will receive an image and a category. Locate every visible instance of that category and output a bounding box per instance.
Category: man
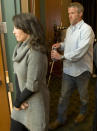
[92,39,97,131]
[49,2,95,130]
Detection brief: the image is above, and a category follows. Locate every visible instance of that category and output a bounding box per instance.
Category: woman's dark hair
[12,13,47,54]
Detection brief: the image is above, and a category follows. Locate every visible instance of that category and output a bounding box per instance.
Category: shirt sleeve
[60,42,65,50]
[64,27,95,62]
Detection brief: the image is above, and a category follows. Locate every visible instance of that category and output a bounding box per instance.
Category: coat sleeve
[25,50,42,92]
[14,88,34,108]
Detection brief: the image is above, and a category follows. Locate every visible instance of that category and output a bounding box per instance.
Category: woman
[11,13,49,131]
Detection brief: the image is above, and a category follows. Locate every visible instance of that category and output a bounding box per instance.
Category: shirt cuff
[61,55,65,60]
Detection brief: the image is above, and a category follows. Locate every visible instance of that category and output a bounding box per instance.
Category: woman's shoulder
[27,48,44,60]
[27,48,47,65]
[29,48,41,55]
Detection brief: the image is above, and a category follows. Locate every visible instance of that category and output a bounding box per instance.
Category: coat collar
[12,40,30,62]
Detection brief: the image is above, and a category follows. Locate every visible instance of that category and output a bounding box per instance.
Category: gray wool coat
[11,41,49,131]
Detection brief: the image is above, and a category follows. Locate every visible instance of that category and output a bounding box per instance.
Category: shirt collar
[70,20,84,31]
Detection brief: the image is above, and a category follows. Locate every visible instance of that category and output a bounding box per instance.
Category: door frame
[0,0,13,113]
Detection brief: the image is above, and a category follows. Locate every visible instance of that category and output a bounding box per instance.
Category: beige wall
[21,0,29,13]
[20,0,40,19]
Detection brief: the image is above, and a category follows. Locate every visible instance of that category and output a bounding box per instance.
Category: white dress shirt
[61,20,95,76]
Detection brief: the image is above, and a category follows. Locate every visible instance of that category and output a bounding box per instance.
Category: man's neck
[72,19,82,26]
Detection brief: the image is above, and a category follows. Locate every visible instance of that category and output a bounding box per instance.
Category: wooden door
[0,0,10,130]
[0,40,10,131]
[45,0,71,43]
[45,0,61,42]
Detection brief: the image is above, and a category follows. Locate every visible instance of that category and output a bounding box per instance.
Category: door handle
[0,22,7,34]
[5,71,9,84]
[5,71,13,112]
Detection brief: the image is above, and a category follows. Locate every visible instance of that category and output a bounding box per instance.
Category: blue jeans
[57,71,91,123]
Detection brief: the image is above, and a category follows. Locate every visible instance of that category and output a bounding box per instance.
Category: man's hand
[52,43,61,49]
[51,50,62,60]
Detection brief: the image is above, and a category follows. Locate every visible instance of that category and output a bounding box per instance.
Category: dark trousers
[57,71,91,123]
[10,119,29,131]
[92,80,97,131]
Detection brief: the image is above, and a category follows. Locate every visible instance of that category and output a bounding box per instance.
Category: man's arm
[64,27,95,62]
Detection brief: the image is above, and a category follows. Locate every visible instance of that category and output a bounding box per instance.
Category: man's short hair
[68,2,84,13]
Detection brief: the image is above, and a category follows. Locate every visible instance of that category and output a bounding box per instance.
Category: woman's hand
[14,102,29,110]
[20,102,29,110]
